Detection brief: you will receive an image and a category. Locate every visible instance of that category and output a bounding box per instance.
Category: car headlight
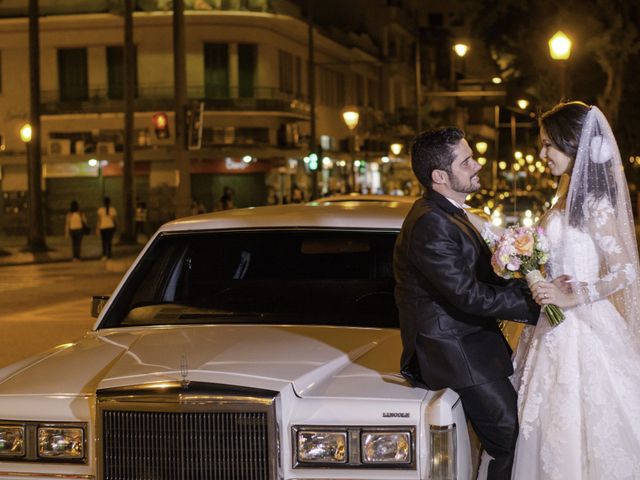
[38,427,84,459]
[294,426,415,468]
[297,430,347,463]
[0,425,25,458]
[361,431,411,463]
[430,424,457,479]
[0,421,85,463]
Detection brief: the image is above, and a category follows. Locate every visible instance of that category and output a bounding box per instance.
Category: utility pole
[26,0,47,252]
[120,0,136,243]
[173,0,191,217]
[307,0,318,199]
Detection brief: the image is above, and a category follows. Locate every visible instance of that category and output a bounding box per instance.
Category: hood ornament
[180,354,190,389]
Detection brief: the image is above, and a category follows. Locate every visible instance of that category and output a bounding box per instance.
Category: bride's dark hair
[540,101,616,228]
[540,101,589,159]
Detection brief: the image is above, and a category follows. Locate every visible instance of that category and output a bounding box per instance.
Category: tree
[463,0,639,130]
[26,0,47,252]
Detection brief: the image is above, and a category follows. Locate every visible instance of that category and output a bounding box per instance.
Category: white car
[0,202,480,480]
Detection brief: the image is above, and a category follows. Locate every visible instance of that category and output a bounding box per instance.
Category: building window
[294,56,302,96]
[428,13,444,27]
[354,73,365,106]
[235,127,269,144]
[106,46,138,100]
[58,48,88,101]
[204,43,229,98]
[319,68,344,107]
[279,50,294,94]
[367,78,378,109]
[238,43,256,98]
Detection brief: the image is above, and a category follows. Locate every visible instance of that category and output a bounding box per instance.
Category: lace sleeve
[574,198,638,304]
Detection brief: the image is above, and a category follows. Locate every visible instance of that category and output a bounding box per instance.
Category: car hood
[0,325,422,400]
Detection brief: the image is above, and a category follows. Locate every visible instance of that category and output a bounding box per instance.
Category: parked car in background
[313,193,419,204]
[0,202,508,479]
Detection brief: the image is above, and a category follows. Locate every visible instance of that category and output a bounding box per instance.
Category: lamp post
[390,142,403,157]
[450,42,469,128]
[19,123,32,145]
[451,43,469,88]
[342,106,360,193]
[548,31,572,100]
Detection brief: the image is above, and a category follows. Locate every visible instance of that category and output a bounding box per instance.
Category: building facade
[0,0,418,234]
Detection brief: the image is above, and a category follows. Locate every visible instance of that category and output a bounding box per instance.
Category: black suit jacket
[393,190,540,390]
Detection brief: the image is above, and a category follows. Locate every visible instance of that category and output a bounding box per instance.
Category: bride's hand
[551,275,573,294]
[531,281,578,308]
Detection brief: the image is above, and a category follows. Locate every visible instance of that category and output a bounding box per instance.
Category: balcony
[40,86,310,118]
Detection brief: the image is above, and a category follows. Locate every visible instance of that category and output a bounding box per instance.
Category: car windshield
[100,229,399,329]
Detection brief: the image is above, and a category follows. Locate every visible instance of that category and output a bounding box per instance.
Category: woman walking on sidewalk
[96,196,117,260]
[65,200,87,262]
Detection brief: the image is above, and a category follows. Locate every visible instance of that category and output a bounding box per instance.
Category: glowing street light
[517,99,529,110]
[548,31,572,60]
[20,123,32,143]
[549,30,572,99]
[453,43,469,57]
[491,76,502,84]
[390,143,403,156]
[341,106,360,131]
[475,141,488,155]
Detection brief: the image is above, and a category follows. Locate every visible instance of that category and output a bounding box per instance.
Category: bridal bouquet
[487,225,565,326]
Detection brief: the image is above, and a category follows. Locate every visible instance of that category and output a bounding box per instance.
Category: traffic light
[308,153,319,171]
[152,112,170,139]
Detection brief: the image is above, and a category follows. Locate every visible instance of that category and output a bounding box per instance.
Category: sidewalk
[0,234,145,267]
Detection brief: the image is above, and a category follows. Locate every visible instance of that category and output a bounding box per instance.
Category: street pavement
[0,259,128,368]
[0,233,145,268]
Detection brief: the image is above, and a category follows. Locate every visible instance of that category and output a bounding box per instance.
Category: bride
[507,102,640,479]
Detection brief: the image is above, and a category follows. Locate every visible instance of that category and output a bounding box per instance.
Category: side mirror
[91,295,110,318]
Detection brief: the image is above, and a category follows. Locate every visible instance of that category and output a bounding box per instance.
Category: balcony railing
[40,86,310,116]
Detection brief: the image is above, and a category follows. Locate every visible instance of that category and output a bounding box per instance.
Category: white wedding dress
[510,205,640,479]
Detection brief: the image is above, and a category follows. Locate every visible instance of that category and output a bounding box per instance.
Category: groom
[394,127,540,480]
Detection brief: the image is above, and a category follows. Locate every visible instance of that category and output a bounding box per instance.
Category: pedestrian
[219,186,234,210]
[135,201,148,242]
[291,185,304,203]
[190,199,206,216]
[96,196,117,260]
[65,200,87,262]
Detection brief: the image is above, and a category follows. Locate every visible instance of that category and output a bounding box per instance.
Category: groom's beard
[450,173,481,194]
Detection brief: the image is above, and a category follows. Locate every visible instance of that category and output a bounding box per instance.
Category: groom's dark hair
[411,127,465,189]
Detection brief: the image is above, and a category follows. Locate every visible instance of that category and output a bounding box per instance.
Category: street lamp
[342,106,360,131]
[517,99,529,110]
[20,123,32,143]
[453,43,469,58]
[450,42,469,91]
[390,143,403,156]
[548,30,572,99]
[341,106,360,192]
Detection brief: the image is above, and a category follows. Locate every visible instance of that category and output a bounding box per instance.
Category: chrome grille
[97,383,277,480]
